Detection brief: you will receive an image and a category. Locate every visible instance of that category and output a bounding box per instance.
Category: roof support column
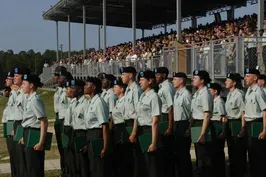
[83,5,86,58]
[132,0,136,51]
[56,21,59,62]
[103,0,107,54]
[164,23,167,34]
[191,16,197,29]
[68,14,71,59]
[98,25,101,50]
[227,7,234,21]
[142,29,144,39]
[258,0,264,31]
[176,0,182,41]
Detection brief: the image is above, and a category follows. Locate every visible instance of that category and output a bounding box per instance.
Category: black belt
[87,128,101,132]
[74,129,86,133]
[139,126,152,134]
[245,118,263,124]
[125,119,134,127]
[23,127,40,131]
[228,119,241,122]
[86,128,102,140]
[113,122,126,128]
[192,119,204,127]
[174,120,189,123]
[74,129,86,137]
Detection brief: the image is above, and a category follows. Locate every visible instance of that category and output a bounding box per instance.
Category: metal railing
[41,37,266,87]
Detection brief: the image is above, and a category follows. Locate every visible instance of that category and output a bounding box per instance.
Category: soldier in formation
[3,66,266,177]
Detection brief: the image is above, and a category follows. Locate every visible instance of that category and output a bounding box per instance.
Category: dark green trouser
[74,130,89,177]
[246,119,266,177]
[193,120,214,177]
[160,114,174,177]
[87,128,106,177]
[6,135,17,177]
[24,128,45,177]
[64,126,76,177]
[212,121,225,177]
[173,120,192,177]
[138,126,160,177]
[226,119,247,177]
[14,120,27,177]
[54,114,65,174]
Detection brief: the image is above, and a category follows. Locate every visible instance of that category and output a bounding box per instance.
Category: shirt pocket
[213,105,219,115]
[227,100,239,115]
[77,111,84,119]
[127,93,133,103]
[195,98,202,109]
[8,101,13,107]
[16,99,22,106]
[140,103,150,113]
[245,99,259,114]
[87,111,98,123]
[158,91,164,100]
[251,99,260,113]
[60,98,65,104]
[175,96,184,107]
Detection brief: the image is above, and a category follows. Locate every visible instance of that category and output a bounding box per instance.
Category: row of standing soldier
[2,65,266,177]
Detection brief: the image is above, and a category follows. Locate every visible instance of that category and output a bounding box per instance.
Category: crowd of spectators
[51,14,259,67]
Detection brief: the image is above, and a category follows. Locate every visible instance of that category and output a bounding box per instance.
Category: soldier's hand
[197,134,206,144]
[164,128,172,136]
[18,138,24,145]
[237,127,245,138]
[100,148,106,158]
[184,129,191,137]
[129,134,136,143]
[258,131,266,140]
[34,142,44,151]
[10,130,15,136]
[80,145,88,153]
[148,144,156,152]
[221,117,228,123]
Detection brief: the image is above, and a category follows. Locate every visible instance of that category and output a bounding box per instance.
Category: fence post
[174,46,178,73]
[151,57,154,70]
[191,45,195,74]
[210,41,215,81]
[236,36,244,76]
[235,37,239,74]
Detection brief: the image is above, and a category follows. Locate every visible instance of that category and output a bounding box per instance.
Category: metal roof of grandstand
[43,0,249,30]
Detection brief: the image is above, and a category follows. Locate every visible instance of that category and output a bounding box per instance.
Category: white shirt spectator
[71,63,75,70]
[131,54,138,62]
[43,63,49,68]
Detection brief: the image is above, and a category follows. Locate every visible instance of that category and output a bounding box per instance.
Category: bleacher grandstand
[41,0,266,88]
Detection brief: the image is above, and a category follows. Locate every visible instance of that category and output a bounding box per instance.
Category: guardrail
[41,37,266,87]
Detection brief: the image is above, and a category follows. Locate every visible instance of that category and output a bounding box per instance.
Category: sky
[0,0,259,54]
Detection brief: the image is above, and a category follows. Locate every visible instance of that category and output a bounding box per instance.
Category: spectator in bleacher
[54,13,260,69]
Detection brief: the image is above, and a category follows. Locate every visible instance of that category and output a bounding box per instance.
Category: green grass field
[1,170,61,177]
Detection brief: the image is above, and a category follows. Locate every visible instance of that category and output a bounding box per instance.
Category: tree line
[0,48,95,75]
